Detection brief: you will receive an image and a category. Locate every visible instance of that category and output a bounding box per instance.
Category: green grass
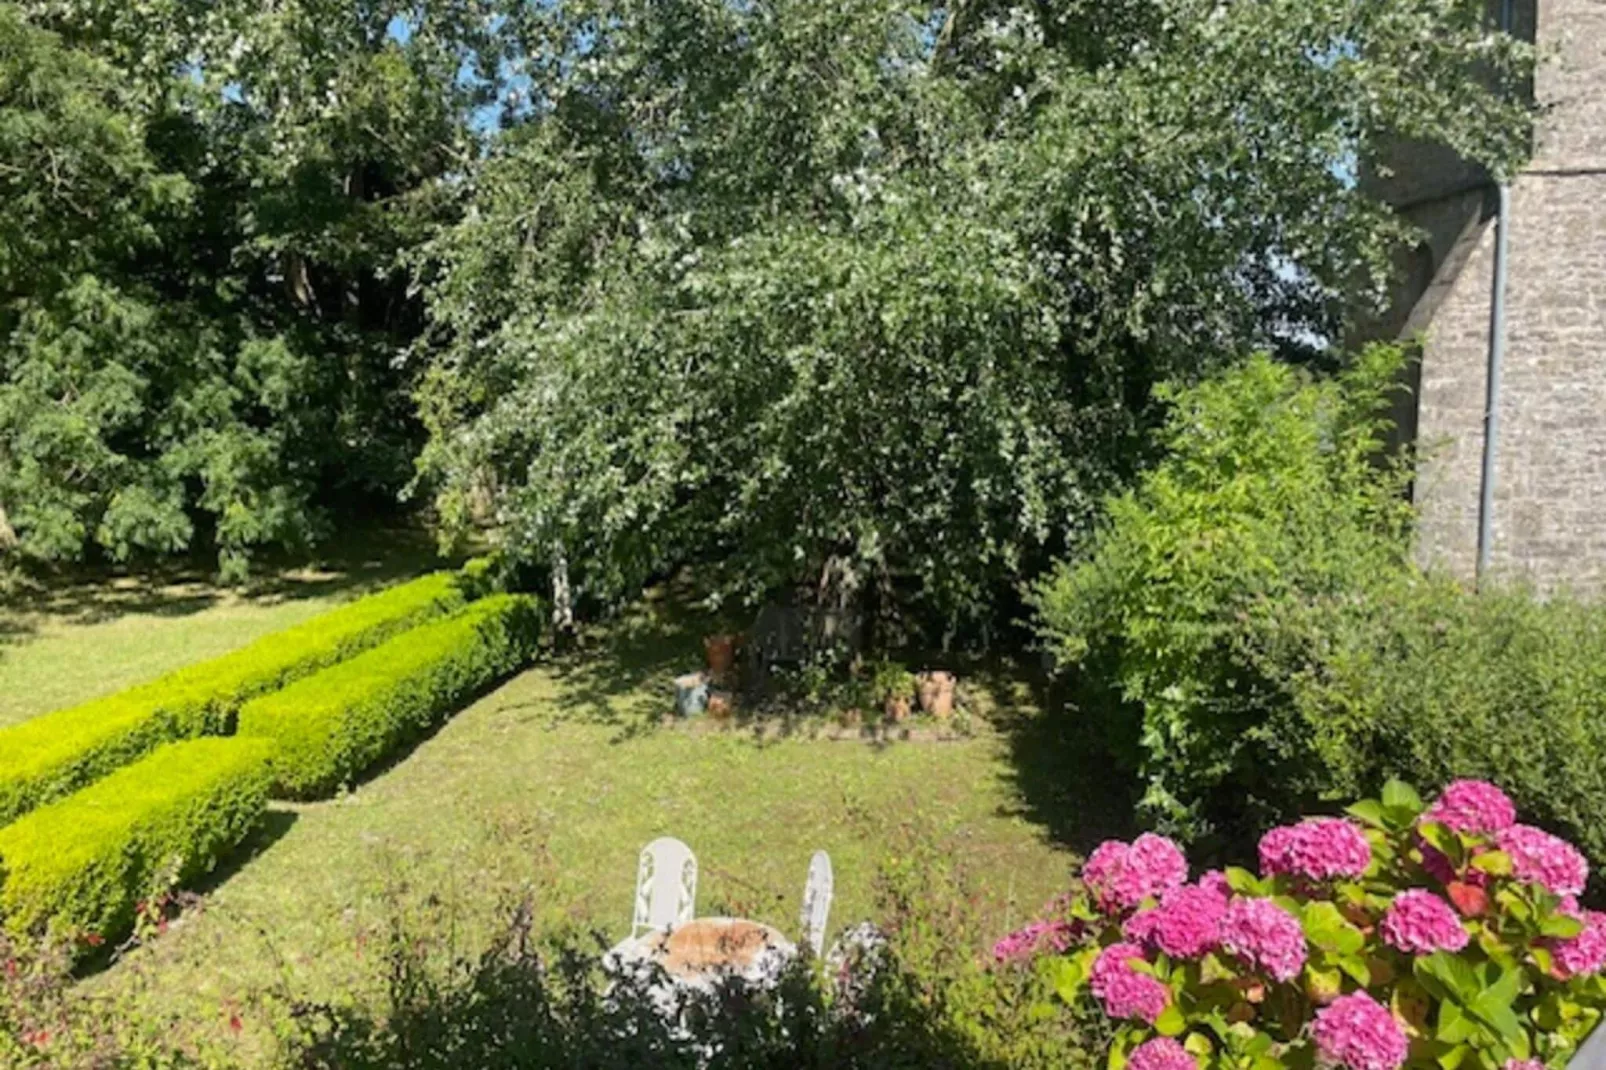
[5,567,1121,1064]
[0,533,443,728]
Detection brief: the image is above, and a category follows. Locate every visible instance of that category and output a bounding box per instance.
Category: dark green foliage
[0,570,468,826]
[0,2,502,579]
[1036,350,1606,873]
[1297,580,1606,875]
[1033,348,1419,841]
[238,593,542,798]
[0,737,273,950]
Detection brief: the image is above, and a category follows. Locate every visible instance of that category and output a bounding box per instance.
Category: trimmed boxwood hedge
[0,737,274,949]
[238,594,542,799]
[0,570,471,828]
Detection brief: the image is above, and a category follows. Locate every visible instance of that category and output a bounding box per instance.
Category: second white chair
[799,850,834,957]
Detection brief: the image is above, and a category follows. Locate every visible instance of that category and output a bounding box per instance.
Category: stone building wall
[1408,0,1606,593]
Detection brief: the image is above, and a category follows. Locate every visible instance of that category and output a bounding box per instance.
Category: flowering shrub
[1030,780,1606,1069]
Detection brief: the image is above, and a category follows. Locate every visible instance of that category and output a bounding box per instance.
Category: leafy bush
[0,569,469,827]
[1035,350,1606,871]
[1033,349,1417,841]
[238,594,542,799]
[1039,779,1606,1070]
[1302,580,1606,878]
[0,737,273,951]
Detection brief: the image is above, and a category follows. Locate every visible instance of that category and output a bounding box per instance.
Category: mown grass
[5,562,1118,1065]
[0,532,442,727]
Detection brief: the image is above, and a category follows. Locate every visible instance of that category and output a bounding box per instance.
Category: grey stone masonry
[1409,0,1606,594]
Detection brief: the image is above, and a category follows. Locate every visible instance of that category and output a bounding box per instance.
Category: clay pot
[704,633,739,681]
[708,691,735,720]
[884,695,911,723]
[917,671,956,719]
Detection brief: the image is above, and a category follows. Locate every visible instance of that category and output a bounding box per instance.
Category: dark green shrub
[0,569,469,827]
[238,594,542,799]
[0,737,273,950]
[1303,579,1606,872]
[1035,348,1606,874]
[1032,348,1416,842]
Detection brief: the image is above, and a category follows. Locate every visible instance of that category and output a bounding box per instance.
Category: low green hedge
[238,593,542,799]
[0,570,470,828]
[0,737,274,949]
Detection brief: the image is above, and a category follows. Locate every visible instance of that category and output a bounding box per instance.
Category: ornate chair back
[800,850,834,957]
[633,837,698,938]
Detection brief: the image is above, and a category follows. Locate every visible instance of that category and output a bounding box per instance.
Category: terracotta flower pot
[704,633,739,681]
[917,671,956,719]
[884,695,911,723]
[707,690,735,720]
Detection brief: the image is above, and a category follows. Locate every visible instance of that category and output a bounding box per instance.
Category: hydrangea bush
[1003,780,1606,1069]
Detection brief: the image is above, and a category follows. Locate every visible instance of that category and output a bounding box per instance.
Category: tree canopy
[415,0,1528,638]
[1,0,498,576]
[1,0,1530,635]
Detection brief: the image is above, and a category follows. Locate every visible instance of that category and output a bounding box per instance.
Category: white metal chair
[632,837,698,938]
[799,850,834,957]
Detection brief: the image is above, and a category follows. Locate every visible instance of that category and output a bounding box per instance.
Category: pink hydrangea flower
[1505,1061,1545,1070]
[1551,909,1606,979]
[991,919,1077,963]
[1313,991,1409,1070]
[1259,818,1372,881]
[1089,942,1170,1022]
[1499,824,1589,897]
[1198,869,1231,899]
[1379,889,1469,955]
[1083,834,1188,914]
[1423,780,1517,835]
[1127,1036,1197,1070]
[1124,879,1229,959]
[1218,897,1307,982]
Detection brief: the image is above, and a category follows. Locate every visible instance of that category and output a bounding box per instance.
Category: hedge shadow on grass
[305,660,541,799]
[68,808,301,980]
[0,527,449,660]
[190,807,302,897]
[988,669,1143,856]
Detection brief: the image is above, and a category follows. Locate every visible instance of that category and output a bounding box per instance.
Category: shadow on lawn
[0,527,447,658]
[196,808,303,897]
[546,584,725,733]
[540,580,1144,854]
[68,810,302,981]
[978,666,1143,857]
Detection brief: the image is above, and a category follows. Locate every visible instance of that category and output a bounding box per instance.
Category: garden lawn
[14,585,1087,1065]
[0,534,441,728]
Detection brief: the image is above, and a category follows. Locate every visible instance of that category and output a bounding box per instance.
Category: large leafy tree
[1,1,501,577]
[415,0,1529,641]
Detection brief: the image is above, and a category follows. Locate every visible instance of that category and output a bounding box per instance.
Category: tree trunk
[551,545,575,634]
